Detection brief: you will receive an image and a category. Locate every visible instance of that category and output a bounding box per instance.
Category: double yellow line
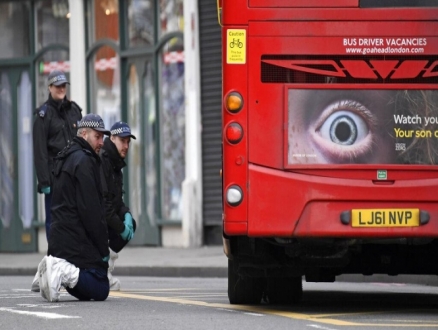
[110,291,438,327]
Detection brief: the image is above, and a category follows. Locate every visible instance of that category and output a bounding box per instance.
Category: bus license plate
[351,209,420,227]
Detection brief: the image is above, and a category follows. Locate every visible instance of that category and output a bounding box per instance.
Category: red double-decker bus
[219,0,438,304]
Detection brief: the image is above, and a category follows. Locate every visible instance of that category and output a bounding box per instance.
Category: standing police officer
[33,70,82,240]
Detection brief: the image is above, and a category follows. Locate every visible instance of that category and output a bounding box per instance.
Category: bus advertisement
[219,0,438,304]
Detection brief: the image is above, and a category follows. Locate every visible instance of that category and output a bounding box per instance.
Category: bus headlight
[226,185,243,206]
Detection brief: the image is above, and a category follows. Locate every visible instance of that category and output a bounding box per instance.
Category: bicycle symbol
[229,38,243,48]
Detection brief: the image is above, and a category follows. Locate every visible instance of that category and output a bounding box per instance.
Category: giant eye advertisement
[288,89,438,165]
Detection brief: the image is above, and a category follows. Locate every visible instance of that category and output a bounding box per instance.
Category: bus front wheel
[228,259,264,304]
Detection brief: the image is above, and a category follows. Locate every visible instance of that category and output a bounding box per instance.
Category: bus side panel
[222,26,249,235]
[224,6,438,25]
[249,0,358,7]
[247,22,438,170]
[247,164,438,237]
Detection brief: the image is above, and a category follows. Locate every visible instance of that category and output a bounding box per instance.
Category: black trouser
[66,268,109,301]
[108,219,137,253]
[44,192,52,241]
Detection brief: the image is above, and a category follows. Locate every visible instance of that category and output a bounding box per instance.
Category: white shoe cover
[108,272,121,291]
[108,249,120,290]
[39,256,58,302]
[58,258,80,289]
[32,257,49,292]
[31,270,40,292]
[39,256,80,302]
[108,249,118,273]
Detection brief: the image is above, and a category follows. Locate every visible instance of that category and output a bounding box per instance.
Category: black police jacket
[33,95,82,192]
[48,136,109,270]
[99,138,130,234]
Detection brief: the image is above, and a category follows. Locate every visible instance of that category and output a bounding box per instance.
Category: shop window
[89,0,119,44]
[0,73,13,228]
[18,72,34,229]
[127,64,142,223]
[90,46,120,125]
[143,61,157,224]
[35,0,69,51]
[160,0,183,37]
[127,0,155,47]
[159,37,184,220]
[0,2,30,59]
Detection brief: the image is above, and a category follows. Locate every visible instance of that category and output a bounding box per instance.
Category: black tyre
[228,259,264,304]
[266,276,303,304]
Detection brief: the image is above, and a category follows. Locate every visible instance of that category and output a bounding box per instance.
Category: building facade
[0,0,222,252]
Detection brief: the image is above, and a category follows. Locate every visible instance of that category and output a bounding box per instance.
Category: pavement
[0,246,228,278]
[1,246,438,287]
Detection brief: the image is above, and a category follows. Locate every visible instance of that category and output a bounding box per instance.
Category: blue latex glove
[41,186,51,194]
[120,224,134,241]
[102,255,109,262]
[124,213,133,228]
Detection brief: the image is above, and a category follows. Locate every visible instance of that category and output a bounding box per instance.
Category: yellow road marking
[110,291,438,327]
[123,288,196,292]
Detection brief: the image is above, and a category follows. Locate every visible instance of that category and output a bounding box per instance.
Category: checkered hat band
[48,75,67,85]
[79,120,104,129]
[111,127,131,135]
